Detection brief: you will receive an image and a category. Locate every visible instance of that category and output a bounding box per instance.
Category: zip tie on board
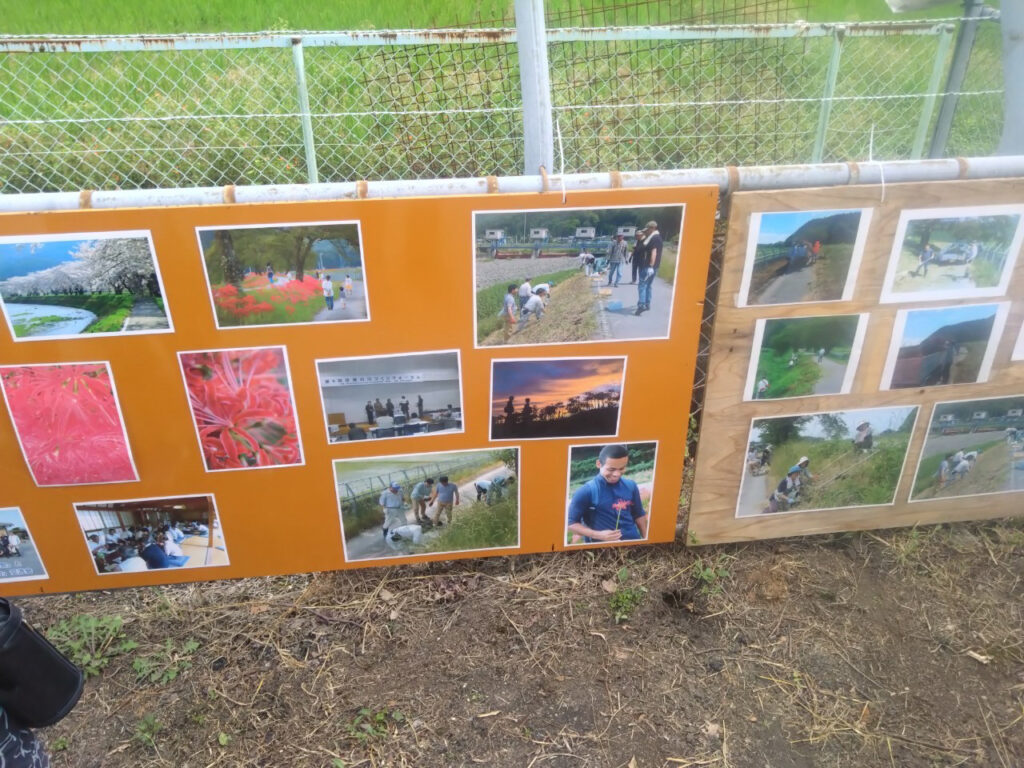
[846,161,860,185]
[355,180,368,199]
[609,171,623,189]
[78,190,93,209]
[956,157,970,179]
[539,165,550,194]
[486,175,499,193]
[221,185,236,204]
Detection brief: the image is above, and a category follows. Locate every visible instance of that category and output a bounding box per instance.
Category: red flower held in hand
[180,348,301,470]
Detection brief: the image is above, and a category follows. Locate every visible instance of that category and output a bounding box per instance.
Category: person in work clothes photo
[567,444,648,544]
[409,478,434,525]
[635,220,662,315]
[378,482,422,548]
[430,475,460,526]
[606,234,628,287]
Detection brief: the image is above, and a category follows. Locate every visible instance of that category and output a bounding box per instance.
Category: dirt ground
[23,499,1024,768]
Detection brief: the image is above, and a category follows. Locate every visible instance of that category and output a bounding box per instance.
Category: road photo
[736,406,918,518]
[473,205,683,347]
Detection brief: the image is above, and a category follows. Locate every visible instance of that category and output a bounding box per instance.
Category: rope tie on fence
[538,165,550,194]
[355,180,368,199]
[846,161,860,185]
[485,175,498,193]
[956,157,970,179]
[608,171,622,188]
[221,185,236,204]
[77,190,93,209]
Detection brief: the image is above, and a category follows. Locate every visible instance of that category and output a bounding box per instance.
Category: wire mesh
[0,9,1007,194]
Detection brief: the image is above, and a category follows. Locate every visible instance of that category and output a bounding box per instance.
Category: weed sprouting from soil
[45,614,138,679]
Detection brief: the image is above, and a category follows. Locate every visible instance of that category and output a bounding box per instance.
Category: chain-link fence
[0,14,1005,194]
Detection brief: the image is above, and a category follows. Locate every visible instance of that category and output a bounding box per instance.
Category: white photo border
[0,506,49,584]
[0,229,175,343]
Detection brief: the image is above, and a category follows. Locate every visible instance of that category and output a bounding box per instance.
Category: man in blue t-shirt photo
[567,444,648,544]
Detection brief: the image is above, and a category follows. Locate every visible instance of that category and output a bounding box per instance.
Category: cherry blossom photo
[0,231,172,341]
[0,362,138,486]
[178,346,304,472]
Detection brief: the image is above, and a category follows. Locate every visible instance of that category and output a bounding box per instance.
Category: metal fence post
[811,26,844,164]
[928,0,985,159]
[515,0,555,174]
[998,0,1024,154]
[911,24,955,159]
[291,37,320,184]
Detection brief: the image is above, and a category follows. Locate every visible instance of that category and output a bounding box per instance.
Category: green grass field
[0,1,973,34]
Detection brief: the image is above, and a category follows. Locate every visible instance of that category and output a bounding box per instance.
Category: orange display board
[0,187,716,596]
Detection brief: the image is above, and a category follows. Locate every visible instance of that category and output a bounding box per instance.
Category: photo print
[0,230,172,341]
[178,346,304,471]
[745,314,868,400]
[0,362,138,486]
[335,448,519,562]
[1014,321,1024,362]
[473,204,683,347]
[911,395,1024,502]
[196,220,368,329]
[881,302,1009,390]
[739,208,871,307]
[490,357,625,441]
[316,350,464,443]
[736,405,919,518]
[0,508,48,583]
[75,495,229,575]
[880,204,1024,303]
[565,441,657,547]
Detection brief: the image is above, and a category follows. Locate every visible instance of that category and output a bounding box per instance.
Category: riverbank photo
[565,442,657,547]
[490,357,625,441]
[74,495,229,575]
[178,347,304,472]
[0,231,172,341]
[0,362,138,487]
[745,314,867,400]
[335,448,519,563]
[880,204,1024,303]
[196,220,368,329]
[910,396,1024,502]
[0,507,48,584]
[473,205,683,347]
[736,406,918,518]
[881,303,1009,390]
[738,208,870,306]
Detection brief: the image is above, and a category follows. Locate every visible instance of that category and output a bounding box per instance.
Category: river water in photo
[6,303,97,337]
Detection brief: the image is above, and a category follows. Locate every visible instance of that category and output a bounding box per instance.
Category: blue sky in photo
[0,239,94,280]
[753,406,917,443]
[757,209,861,244]
[901,304,998,346]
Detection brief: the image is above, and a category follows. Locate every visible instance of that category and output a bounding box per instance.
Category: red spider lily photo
[0,362,138,486]
[178,346,304,471]
[196,221,368,329]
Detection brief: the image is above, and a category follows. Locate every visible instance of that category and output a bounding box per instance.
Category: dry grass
[23,508,1024,767]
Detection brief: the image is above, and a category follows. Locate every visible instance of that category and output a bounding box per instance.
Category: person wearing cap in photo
[378,482,409,539]
[795,456,814,482]
[767,466,802,513]
[634,220,663,315]
[852,421,873,451]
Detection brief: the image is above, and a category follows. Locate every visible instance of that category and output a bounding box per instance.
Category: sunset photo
[490,357,625,440]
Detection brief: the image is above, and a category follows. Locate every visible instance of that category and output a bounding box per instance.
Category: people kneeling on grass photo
[567,444,648,544]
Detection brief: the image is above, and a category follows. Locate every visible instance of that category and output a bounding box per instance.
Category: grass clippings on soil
[482,273,598,346]
[25,512,1024,768]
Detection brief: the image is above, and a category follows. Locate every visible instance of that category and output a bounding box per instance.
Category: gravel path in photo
[122,297,170,332]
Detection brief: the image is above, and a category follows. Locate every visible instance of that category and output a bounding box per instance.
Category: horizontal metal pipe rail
[0,20,969,53]
[2,156,1021,213]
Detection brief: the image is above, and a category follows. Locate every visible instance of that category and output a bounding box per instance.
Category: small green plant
[134,714,163,749]
[345,708,404,742]
[691,554,732,595]
[608,567,647,624]
[217,732,231,747]
[45,615,138,679]
[50,737,69,752]
[132,638,201,684]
